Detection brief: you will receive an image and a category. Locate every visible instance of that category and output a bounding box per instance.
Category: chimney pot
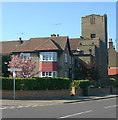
[51,34,56,37]
[19,37,23,44]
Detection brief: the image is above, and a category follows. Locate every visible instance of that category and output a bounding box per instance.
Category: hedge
[71,80,90,89]
[1,77,70,90]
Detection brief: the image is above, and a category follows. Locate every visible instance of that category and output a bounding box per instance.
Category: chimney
[51,34,56,37]
[19,37,23,44]
[109,38,113,48]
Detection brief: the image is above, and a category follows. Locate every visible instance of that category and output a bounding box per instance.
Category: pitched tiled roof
[12,36,68,53]
[69,38,81,51]
[108,68,118,75]
[0,40,27,54]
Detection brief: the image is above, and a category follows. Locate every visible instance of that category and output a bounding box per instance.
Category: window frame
[40,71,57,77]
[65,53,67,63]
[40,52,57,62]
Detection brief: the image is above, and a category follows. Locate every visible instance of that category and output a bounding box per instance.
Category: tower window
[91,34,96,38]
[90,16,95,24]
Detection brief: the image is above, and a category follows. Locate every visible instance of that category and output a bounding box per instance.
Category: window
[65,53,67,63]
[40,71,57,77]
[40,52,57,62]
[22,53,30,59]
[72,74,74,79]
[69,56,71,64]
[91,34,96,38]
[90,16,95,24]
[72,57,74,64]
[65,72,67,78]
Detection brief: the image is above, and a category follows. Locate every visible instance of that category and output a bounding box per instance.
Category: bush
[71,80,90,96]
[1,77,70,90]
[2,54,11,77]
[71,80,90,89]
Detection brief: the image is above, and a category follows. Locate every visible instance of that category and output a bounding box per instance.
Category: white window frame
[22,53,30,59]
[65,53,67,63]
[40,71,57,77]
[40,52,57,62]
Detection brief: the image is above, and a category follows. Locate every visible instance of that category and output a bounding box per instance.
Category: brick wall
[1,89,71,99]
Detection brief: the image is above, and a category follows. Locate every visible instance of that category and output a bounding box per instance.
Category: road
[1,97,117,119]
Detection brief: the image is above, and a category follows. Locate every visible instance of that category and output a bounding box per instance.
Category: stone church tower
[81,14,108,83]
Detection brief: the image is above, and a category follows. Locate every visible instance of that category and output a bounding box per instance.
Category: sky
[2,2,117,50]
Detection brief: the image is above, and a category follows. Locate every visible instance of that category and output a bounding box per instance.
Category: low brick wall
[1,89,71,99]
[88,87,118,96]
[75,88,83,96]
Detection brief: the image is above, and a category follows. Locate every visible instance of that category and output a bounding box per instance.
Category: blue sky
[2,2,116,49]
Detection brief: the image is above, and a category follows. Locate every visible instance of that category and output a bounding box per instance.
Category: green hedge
[71,80,90,89]
[71,80,90,96]
[1,77,70,90]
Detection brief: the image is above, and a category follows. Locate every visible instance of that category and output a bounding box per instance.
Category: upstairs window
[90,16,95,24]
[22,53,30,59]
[69,56,71,64]
[40,52,57,62]
[72,57,74,64]
[91,34,96,38]
[65,53,67,63]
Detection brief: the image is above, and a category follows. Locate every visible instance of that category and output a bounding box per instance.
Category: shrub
[71,80,90,89]
[1,77,70,90]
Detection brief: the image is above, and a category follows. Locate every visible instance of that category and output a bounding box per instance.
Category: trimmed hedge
[71,80,90,89]
[1,77,70,90]
[71,80,90,96]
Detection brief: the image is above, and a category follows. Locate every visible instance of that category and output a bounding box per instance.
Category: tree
[86,62,100,82]
[2,54,11,77]
[76,61,100,82]
[7,53,37,78]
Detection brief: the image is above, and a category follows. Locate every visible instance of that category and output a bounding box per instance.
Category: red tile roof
[69,38,81,51]
[0,40,27,54]
[12,36,68,52]
[108,68,118,75]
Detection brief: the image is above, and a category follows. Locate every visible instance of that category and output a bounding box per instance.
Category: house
[11,34,72,78]
[1,14,109,83]
[108,38,118,79]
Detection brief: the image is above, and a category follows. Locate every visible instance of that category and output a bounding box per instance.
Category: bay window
[40,52,57,62]
[40,71,57,77]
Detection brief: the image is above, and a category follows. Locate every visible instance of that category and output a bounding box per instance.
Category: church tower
[81,14,108,84]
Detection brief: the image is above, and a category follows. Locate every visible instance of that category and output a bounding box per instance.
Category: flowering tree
[7,53,37,78]
[86,62,100,82]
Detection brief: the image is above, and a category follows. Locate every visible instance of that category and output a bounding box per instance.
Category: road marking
[104,105,118,109]
[17,106,23,108]
[32,105,38,107]
[9,106,15,109]
[24,105,31,107]
[58,110,93,119]
[0,107,7,110]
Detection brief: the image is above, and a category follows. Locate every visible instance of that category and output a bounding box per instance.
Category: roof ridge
[34,38,58,50]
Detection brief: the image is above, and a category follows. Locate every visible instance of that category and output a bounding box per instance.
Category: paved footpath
[1,94,118,119]
[0,94,118,110]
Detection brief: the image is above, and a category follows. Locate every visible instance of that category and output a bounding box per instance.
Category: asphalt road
[2,98,117,119]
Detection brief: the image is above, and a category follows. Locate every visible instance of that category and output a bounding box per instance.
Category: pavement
[1,94,118,106]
